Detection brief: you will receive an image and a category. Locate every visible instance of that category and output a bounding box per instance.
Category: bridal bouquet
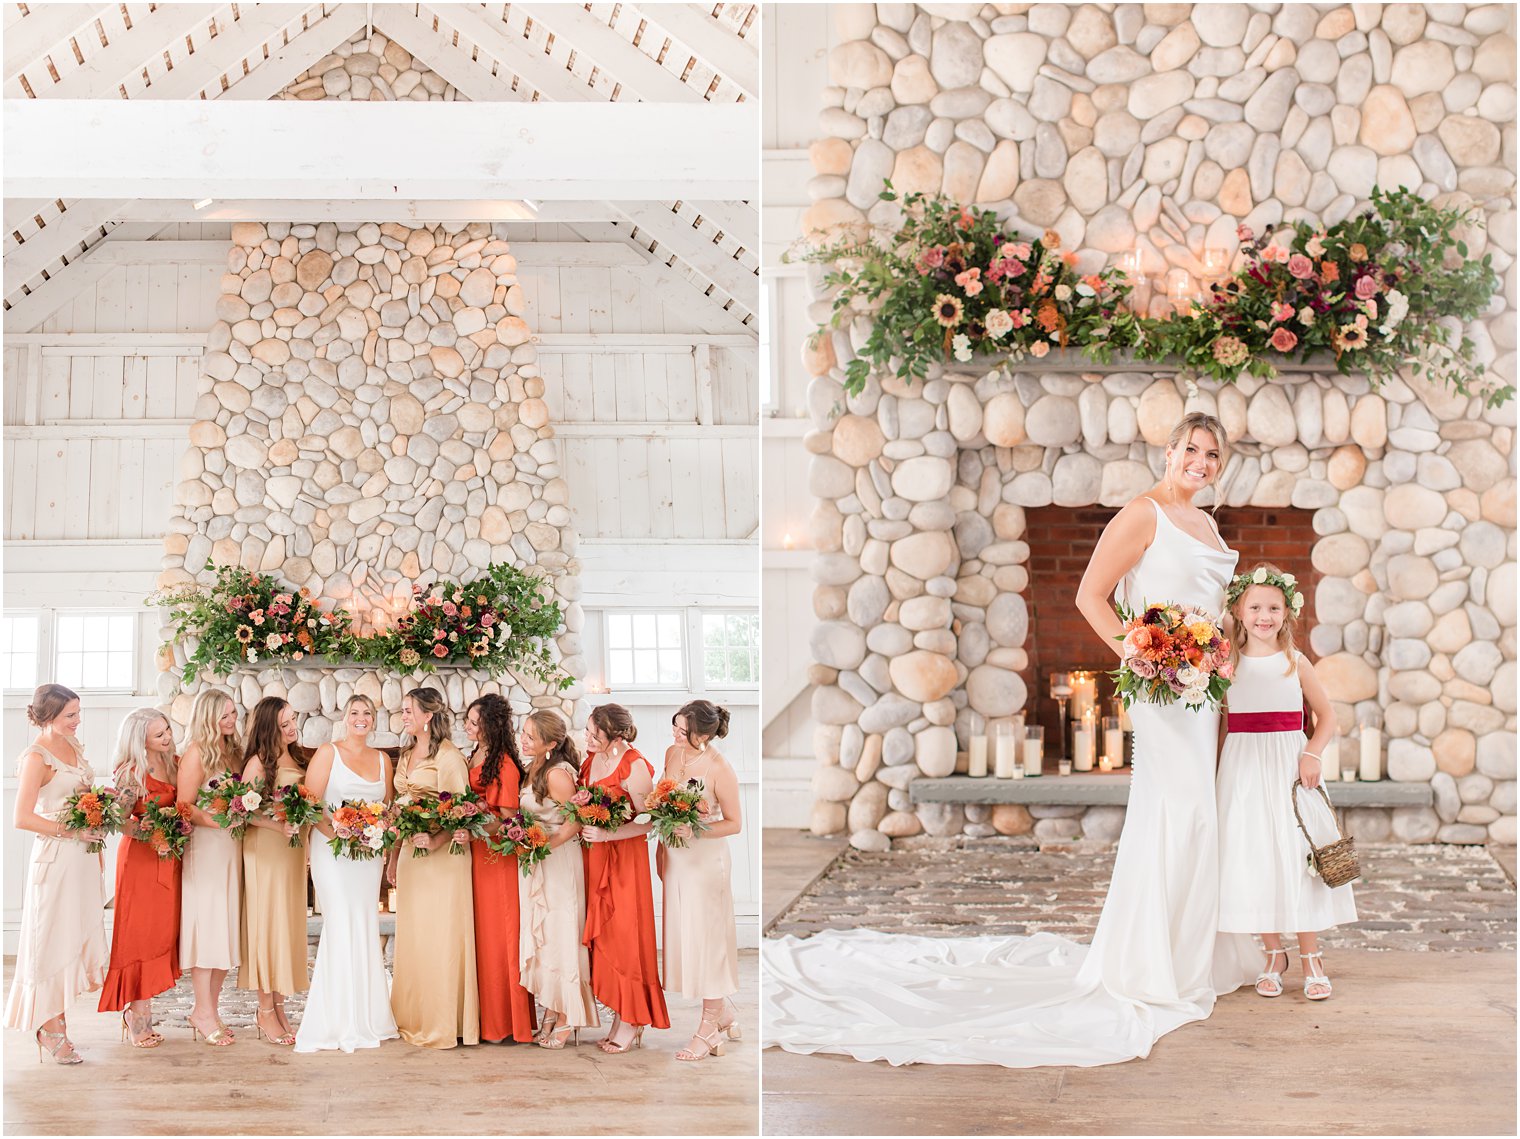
[137,798,195,859]
[1112,601,1233,710]
[559,784,633,837]
[485,808,552,877]
[62,785,125,853]
[435,789,492,856]
[327,800,391,860]
[196,775,262,840]
[388,794,444,858]
[269,782,324,847]
[642,778,710,849]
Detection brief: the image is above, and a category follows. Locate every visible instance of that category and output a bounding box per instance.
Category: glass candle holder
[1359,713,1383,781]
[1023,725,1044,778]
[968,711,988,778]
[1102,716,1123,772]
[994,718,1019,779]
[1058,758,1073,777]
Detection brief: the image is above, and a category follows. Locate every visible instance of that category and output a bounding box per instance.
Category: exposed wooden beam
[515,3,698,102]
[644,3,758,98]
[3,3,113,84]
[3,198,55,235]
[413,3,590,102]
[685,199,758,246]
[30,5,219,100]
[3,221,171,332]
[3,197,130,290]
[3,99,760,199]
[569,219,752,334]
[151,4,367,103]
[7,329,753,349]
[116,198,599,223]
[614,200,757,306]
[55,238,650,268]
[369,3,523,101]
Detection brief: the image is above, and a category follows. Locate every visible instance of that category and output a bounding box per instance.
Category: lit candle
[1099,756,1113,773]
[1023,726,1044,777]
[1322,737,1340,782]
[1069,671,1098,719]
[782,532,795,550]
[1103,717,1123,771]
[1058,759,1073,776]
[969,731,989,779]
[1359,720,1381,781]
[1166,267,1195,316]
[1072,710,1096,773]
[994,720,1018,779]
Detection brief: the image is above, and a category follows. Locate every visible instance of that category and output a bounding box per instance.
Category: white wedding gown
[294,751,399,1054]
[762,500,1265,1067]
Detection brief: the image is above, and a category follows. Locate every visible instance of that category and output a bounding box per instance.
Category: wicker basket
[1290,779,1361,889]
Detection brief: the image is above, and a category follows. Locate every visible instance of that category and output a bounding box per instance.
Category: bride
[762,412,1264,1067]
[294,695,399,1053]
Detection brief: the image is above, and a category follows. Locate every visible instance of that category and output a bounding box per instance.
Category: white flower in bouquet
[1380,289,1408,337]
[241,791,263,812]
[1182,682,1209,706]
[1176,664,1201,686]
[952,333,972,362]
[1054,284,1072,301]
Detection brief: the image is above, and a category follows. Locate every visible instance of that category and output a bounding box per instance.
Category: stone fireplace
[156,220,583,740]
[804,360,1517,848]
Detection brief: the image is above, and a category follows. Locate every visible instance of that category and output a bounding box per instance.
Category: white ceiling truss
[2,2,758,334]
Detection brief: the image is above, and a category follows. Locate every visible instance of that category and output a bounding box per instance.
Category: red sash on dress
[1226,711,1303,733]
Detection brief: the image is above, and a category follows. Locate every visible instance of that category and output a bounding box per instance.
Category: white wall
[761,3,841,827]
[3,222,761,948]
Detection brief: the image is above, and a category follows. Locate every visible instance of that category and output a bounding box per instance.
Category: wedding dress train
[762,501,1264,1067]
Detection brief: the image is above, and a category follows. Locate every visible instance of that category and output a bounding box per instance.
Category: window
[702,611,759,687]
[54,613,136,690]
[606,611,685,688]
[0,614,40,690]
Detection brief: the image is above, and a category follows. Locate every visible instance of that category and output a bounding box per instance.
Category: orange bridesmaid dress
[470,761,536,1043]
[98,774,182,1010]
[580,748,670,1030]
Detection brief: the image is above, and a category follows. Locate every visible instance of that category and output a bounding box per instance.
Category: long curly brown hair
[467,694,523,791]
[241,696,308,781]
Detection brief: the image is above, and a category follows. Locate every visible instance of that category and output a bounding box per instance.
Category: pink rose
[1217,660,1235,680]
[1129,657,1158,679]
[506,825,527,842]
[1270,301,1295,323]
[1354,275,1380,300]
[1287,254,1315,279]
[921,246,945,269]
[432,643,448,658]
[571,789,592,806]
[1236,224,1254,243]
[954,267,983,297]
[1269,327,1298,352]
[1029,341,1050,358]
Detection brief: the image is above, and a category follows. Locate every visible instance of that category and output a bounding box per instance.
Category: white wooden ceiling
[2,2,759,334]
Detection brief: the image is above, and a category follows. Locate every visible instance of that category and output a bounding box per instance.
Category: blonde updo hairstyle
[187,687,242,781]
[1165,412,1229,508]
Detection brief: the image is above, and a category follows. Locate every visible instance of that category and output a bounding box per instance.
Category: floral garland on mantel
[153,563,571,689]
[793,184,1510,408]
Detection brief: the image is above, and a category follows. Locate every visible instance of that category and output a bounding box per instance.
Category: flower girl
[1217,564,1357,1000]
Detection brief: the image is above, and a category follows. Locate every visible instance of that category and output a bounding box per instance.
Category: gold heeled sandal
[540,1021,579,1050]
[36,1026,82,1065]
[255,1007,295,1046]
[676,1024,726,1061]
[190,1019,234,1047]
[715,998,742,1041]
[598,1024,645,1054]
[121,1010,162,1049]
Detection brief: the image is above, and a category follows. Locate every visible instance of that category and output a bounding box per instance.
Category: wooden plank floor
[4,952,759,1136]
[761,829,845,932]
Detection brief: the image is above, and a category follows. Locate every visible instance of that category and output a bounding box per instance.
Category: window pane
[703,615,724,647]
[704,648,725,681]
[6,617,38,651]
[609,650,632,686]
[83,654,108,690]
[658,650,682,685]
[730,649,752,683]
[632,614,657,645]
[107,651,133,688]
[607,614,632,649]
[726,613,747,642]
[109,615,134,651]
[634,649,657,680]
[57,616,84,652]
[657,613,682,646]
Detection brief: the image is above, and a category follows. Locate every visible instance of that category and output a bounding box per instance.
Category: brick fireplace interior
[1019,505,1322,749]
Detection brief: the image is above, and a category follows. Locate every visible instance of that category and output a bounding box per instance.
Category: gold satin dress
[239,763,311,995]
[390,741,480,1048]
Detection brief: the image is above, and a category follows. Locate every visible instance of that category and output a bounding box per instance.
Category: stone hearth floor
[768,837,1517,952]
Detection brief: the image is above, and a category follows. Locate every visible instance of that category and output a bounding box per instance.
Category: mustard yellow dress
[239,763,310,995]
[391,740,479,1048]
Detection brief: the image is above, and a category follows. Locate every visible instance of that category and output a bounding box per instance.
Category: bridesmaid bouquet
[137,799,195,860]
[435,789,492,856]
[642,779,710,849]
[389,794,443,858]
[62,785,125,853]
[327,800,392,860]
[269,783,324,848]
[1112,601,1233,711]
[485,808,552,877]
[195,775,263,840]
[559,784,633,838]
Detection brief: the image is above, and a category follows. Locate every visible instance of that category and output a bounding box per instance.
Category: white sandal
[1300,951,1332,1000]
[1255,948,1288,997]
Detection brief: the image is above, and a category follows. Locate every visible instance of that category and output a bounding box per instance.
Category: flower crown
[1227,566,1305,616]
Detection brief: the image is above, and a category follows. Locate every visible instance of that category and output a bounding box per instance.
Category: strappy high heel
[255,1007,295,1046]
[1255,948,1288,997]
[676,1024,726,1061]
[715,997,741,1041]
[540,1019,579,1050]
[36,1025,82,1065]
[1300,951,1333,1000]
[599,1023,645,1054]
[189,1019,234,1047]
[121,1009,162,1048]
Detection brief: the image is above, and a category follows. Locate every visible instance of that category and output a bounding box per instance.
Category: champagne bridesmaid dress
[239,764,310,996]
[580,747,670,1030]
[518,762,598,1029]
[98,773,182,1010]
[661,762,739,1001]
[391,740,480,1048]
[179,774,240,972]
[470,760,536,1042]
[3,742,108,1031]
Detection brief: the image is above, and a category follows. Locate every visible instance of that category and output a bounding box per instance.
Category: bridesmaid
[581,703,670,1053]
[463,694,536,1043]
[517,710,598,1048]
[388,687,480,1048]
[177,687,243,1046]
[661,700,743,1060]
[4,685,108,1064]
[238,696,308,1046]
[98,709,182,1048]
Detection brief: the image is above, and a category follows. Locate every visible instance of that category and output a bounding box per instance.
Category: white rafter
[612,200,757,309]
[643,3,758,99]
[415,3,589,102]
[3,3,113,84]
[515,3,699,103]
[3,221,173,332]
[27,4,220,100]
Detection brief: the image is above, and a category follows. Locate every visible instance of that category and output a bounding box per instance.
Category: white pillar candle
[1023,733,1044,777]
[1070,672,1098,720]
[994,730,1018,779]
[1360,726,1381,781]
[969,733,989,778]
[1104,727,1123,768]
[1072,721,1095,772]
[1322,738,1340,781]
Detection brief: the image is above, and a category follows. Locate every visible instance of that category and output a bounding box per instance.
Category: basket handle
[1289,778,1349,850]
